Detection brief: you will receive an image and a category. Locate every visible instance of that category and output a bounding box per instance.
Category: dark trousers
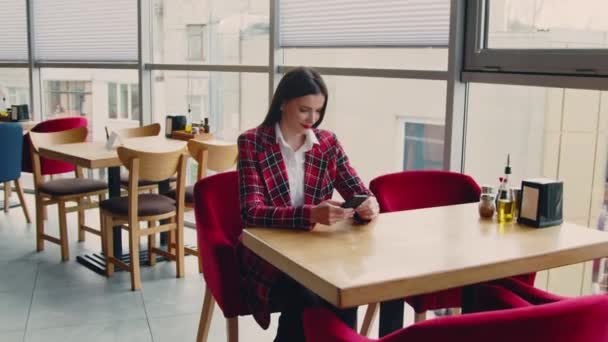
[272,277,358,342]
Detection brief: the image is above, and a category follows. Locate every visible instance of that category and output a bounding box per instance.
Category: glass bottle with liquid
[496,154,515,223]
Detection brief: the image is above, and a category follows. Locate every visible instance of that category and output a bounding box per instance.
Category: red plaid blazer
[237,124,371,329]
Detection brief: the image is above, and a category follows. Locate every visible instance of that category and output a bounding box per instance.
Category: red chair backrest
[369,170,481,213]
[193,171,245,316]
[304,295,608,342]
[22,116,88,175]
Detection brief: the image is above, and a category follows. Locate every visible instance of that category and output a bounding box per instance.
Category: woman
[237,67,379,341]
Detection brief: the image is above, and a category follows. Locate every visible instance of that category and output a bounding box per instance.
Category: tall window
[108,83,118,119]
[402,121,445,171]
[45,81,92,118]
[107,82,138,120]
[187,24,206,61]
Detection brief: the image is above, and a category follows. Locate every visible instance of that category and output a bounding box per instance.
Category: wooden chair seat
[39,178,107,197]
[120,174,177,187]
[100,194,176,217]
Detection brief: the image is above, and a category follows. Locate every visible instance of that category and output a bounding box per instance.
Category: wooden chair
[166,139,238,272]
[114,123,161,139]
[100,146,188,290]
[29,127,108,261]
[109,123,176,193]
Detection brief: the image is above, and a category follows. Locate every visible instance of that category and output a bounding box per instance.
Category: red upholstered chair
[476,277,566,311]
[194,171,273,342]
[360,171,536,334]
[22,116,88,175]
[304,287,608,342]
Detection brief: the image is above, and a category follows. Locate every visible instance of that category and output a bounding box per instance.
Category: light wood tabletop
[243,203,608,308]
[38,136,188,169]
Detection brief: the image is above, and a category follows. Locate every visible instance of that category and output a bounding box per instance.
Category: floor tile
[28,286,146,329]
[0,290,33,332]
[25,319,151,342]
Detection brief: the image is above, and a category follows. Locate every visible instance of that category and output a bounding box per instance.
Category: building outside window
[402,121,445,171]
[186,24,206,61]
[107,82,139,120]
[45,80,92,118]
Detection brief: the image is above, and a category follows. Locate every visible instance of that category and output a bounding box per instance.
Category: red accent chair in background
[304,285,608,342]
[360,171,536,334]
[194,171,275,342]
[22,116,88,175]
[474,277,566,312]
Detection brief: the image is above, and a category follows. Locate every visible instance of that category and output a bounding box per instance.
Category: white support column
[443,0,469,172]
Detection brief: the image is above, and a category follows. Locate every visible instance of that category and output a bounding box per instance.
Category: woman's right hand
[311,200,354,225]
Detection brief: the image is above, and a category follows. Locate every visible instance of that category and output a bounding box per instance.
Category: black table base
[76,244,198,276]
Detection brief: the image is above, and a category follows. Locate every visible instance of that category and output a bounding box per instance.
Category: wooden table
[243,203,608,336]
[38,136,187,274]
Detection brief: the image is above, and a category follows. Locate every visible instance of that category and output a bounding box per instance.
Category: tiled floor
[0,193,416,341]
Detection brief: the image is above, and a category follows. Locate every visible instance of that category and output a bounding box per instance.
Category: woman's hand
[311,200,354,225]
[355,196,379,220]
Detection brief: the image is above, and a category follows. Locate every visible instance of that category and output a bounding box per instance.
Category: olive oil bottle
[496,154,515,223]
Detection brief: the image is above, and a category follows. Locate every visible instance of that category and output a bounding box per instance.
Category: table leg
[158,179,170,245]
[461,285,475,314]
[76,167,123,275]
[379,299,404,337]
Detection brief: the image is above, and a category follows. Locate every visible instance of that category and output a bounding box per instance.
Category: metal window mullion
[144,63,269,73]
[443,0,468,172]
[269,0,282,104]
[278,65,448,80]
[26,0,42,121]
[138,0,153,126]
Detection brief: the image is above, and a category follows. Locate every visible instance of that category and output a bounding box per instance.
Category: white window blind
[33,0,137,61]
[0,0,28,61]
[279,0,450,48]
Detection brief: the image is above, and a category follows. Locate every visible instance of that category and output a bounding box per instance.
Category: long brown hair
[261,67,328,128]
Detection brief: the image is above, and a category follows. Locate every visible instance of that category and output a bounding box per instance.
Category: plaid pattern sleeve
[331,133,372,200]
[237,130,314,230]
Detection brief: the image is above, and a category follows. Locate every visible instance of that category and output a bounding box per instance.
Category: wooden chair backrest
[187,140,238,180]
[28,127,88,185]
[115,123,161,139]
[117,146,187,183]
[28,127,88,153]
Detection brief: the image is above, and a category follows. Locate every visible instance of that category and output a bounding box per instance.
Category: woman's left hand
[356,196,379,220]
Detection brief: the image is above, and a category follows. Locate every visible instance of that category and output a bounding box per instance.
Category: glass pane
[108,83,117,119]
[131,84,139,121]
[283,48,448,70]
[309,76,446,183]
[120,84,129,118]
[152,71,268,142]
[487,0,608,49]
[403,122,444,171]
[40,68,139,142]
[0,69,30,115]
[465,83,608,295]
[152,0,269,65]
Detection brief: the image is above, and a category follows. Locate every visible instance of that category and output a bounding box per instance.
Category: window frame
[464,0,608,76]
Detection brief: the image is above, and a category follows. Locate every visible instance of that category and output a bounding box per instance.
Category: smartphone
[341,195,368,209]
